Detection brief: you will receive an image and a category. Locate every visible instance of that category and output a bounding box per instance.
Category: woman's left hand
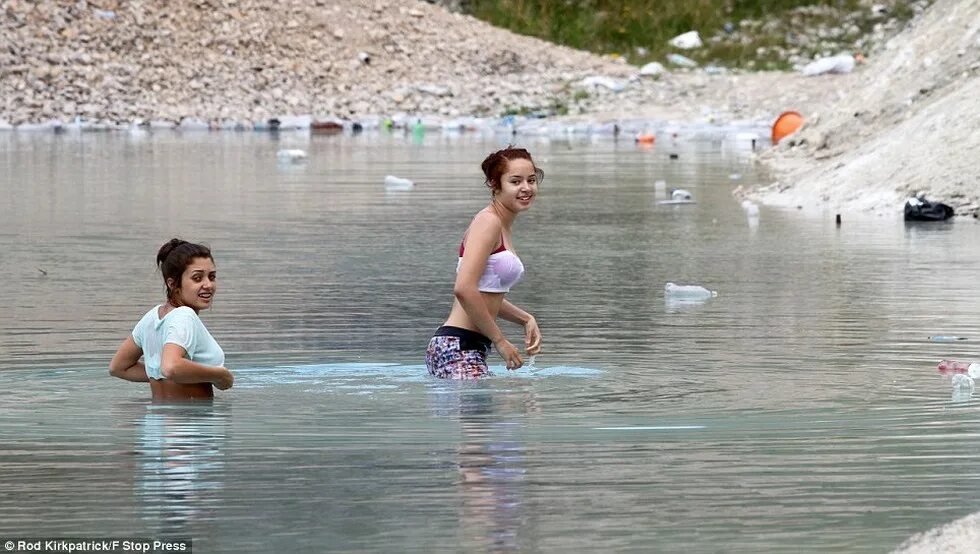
[524,316,542,355]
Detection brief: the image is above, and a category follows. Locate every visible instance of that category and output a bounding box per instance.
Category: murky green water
[1,129,979,552]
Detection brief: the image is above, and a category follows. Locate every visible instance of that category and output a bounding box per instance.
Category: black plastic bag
[905,197,954,221]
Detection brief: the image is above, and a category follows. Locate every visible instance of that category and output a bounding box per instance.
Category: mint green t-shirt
[131,305,225,380]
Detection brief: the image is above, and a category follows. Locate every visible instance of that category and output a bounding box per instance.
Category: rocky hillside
[0,0,918,127]
[0,0,634,125]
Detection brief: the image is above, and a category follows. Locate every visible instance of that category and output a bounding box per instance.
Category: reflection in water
[135,402,229,536]
[432,385,537,552]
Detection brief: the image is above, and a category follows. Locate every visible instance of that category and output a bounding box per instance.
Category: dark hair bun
[156,238,188,267]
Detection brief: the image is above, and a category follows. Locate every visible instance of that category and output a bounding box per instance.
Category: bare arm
[109,336,150,382]
[500,299,541,355]
[498,299,532,325]
[161,343,234,390]
[454,213,507,344]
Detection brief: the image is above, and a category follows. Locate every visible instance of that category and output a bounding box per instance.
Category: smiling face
[167,257,217,312]
[493,158,538,213]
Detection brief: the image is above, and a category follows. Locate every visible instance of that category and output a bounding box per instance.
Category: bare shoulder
[469,209,503,234]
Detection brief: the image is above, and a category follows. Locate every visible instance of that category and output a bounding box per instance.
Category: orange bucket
[635,133,656,145]
[771,111,803,144]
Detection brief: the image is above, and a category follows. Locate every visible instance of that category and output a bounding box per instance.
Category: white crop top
[457,235,525,293]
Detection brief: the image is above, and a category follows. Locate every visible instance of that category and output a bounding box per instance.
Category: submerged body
[110,239,233,401]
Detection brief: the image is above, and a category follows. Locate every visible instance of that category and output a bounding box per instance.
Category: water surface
[2,129,979,552]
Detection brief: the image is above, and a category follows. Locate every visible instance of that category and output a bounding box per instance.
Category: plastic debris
[665,282,717,299]
[384,175,415,191]
[669,31,703,50]
[951,374,975,393]
[311,119,344,133]
[905,195,954,221]
[276,149,307,161]
[666,53,698,68]
[801,54,857,76]
[938,360,980,376]
[639,62,666,77]
[580,76,626,92]
[657,189,695,205]
[771,111,803,144]
[275,115,313,130]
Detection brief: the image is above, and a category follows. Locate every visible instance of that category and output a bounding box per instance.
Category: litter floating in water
[930,335,967,342]
[276,149,307,161]
[658,188,695,205]
[384,175,415,191]
[951,374,975,400]
[771,111,803,144]
[635,133,656,144]
[664,282,717,299]
[937,360,980,377]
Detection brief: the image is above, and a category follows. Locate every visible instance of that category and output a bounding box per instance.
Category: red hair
[481,146,539,193]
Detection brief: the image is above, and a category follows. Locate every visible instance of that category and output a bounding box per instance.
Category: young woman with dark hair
[425,147,543,379]
[109,239,234,400]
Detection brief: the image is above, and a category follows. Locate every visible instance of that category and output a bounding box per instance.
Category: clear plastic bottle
[664,282,717,299]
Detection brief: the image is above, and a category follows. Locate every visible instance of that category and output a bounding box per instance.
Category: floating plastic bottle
[384,175,415,191]
[929,335,967,342]
[276,149,307,161]
[951,374,975,393]
[664,282,717,299]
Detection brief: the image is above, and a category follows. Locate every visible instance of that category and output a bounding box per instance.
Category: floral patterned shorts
[426,326,493,379]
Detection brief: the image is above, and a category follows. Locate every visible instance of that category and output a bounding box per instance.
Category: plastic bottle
[664,282,717,299]
[951,374,975,393]
[384,175,415,191]
[929,335,967,342]
[666,53,698,68]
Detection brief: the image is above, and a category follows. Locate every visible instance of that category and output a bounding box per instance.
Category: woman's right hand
[213,368,234,390]
[495,339,524,370]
